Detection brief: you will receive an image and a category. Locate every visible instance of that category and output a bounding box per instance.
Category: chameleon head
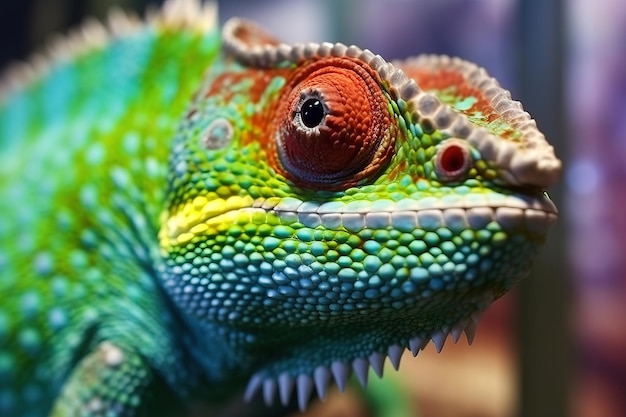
[158,18,561,409]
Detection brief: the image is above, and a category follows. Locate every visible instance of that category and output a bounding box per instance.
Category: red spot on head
[402,68,495,121]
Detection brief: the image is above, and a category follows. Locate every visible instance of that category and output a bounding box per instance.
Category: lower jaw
[241,294,491,412]
[244,286,494,410]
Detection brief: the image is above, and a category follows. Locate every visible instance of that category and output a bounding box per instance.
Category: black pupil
[300,99,325,128]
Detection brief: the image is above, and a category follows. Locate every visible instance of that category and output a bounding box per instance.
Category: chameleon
[0,0,562,416]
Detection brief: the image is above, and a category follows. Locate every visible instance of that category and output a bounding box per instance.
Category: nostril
[434,139,472,181]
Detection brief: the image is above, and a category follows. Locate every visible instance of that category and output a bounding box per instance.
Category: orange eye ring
[272,57,395,190]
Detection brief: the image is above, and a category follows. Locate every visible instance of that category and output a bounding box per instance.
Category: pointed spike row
[313,366,331,401]
[352,358,369,388]
[368,352,385,378]
[431,330,448,353]
[330,361,350,392]
[244,374,263,402]
[296,374,313,412]
[278,372,294,406]
[242,342,419,411]
[387,345,404,371]
[262,378,276,406]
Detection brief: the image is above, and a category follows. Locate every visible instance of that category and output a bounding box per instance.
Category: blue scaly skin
[0,1,561,415]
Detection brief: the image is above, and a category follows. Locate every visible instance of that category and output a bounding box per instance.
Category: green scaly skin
[0,1,561,416]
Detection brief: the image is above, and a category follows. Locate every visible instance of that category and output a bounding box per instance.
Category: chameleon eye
[434,140,472,181]
[274,58,395,189]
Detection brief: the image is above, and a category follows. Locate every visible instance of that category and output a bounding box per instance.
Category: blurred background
[0,0,624,416]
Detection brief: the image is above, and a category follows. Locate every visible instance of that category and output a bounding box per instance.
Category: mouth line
[242,310,484,411]
[163,193,557,246]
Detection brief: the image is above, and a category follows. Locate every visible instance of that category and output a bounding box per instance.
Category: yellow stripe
[159,195,255,249]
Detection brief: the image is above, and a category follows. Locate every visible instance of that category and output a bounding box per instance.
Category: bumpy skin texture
[0,1,561,416]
